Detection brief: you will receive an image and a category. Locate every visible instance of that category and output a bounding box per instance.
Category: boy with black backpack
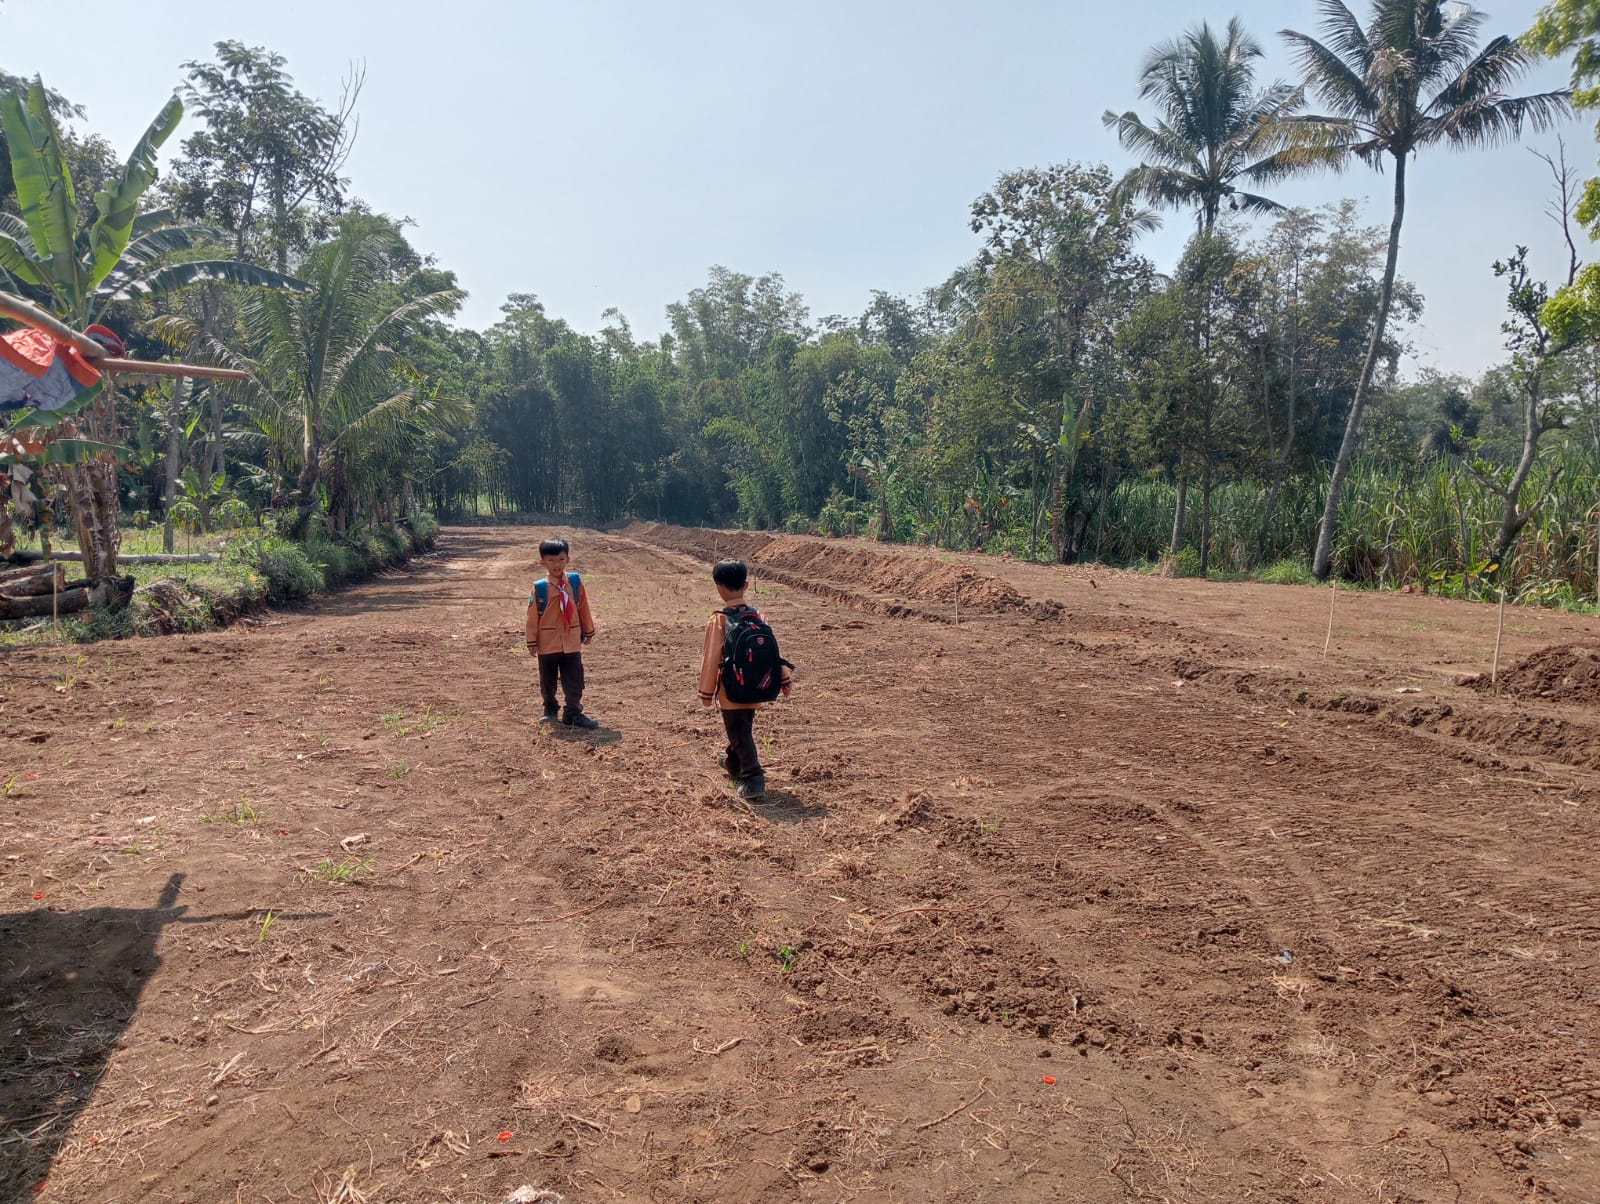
[526,536,599,728]
[697,558,793,800]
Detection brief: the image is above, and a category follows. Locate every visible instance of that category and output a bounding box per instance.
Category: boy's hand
[526,641,537,656]
[780,680,793,697]
[582,631,595,645]
[698,691,715,706]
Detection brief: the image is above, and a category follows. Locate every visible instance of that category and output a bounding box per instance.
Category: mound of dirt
[625,523,775,563]
[1471,643,1600,703]
[632,526,1028,616]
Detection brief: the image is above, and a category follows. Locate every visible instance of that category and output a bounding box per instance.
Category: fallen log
[0,562,66,596]
[0,561,62,585]
[0,574,132,620]
[4,550,216,564]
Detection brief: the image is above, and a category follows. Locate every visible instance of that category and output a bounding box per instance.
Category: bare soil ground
[3,523,1600,1203]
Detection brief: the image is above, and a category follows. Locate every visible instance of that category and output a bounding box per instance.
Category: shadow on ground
[747,790,827,823]
[0,875,324,1197]
[548,724,623,746]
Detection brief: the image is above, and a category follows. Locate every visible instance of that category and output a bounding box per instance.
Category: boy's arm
[697,614,723,704]
[525,603,540,655]
[577,579,596,643]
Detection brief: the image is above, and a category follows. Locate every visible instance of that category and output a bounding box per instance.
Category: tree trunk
[1169,462,1188,557]
[1049,443,1065,564]
[1313,153,1407,581]
[287,410,322,540]
[58,457,106,580]
[1256,318,1298,568]
[1492,361,1550,568]
[163,377,190,554]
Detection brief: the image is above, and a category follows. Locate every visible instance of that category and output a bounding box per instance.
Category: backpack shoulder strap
[568,571,581,599]
[532,577,549,613]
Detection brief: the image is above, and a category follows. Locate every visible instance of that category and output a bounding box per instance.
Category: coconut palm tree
[231,227,465,538]
[1281,0,1570,580]
[1104,21,1313,559]
[1103,18,1308,231]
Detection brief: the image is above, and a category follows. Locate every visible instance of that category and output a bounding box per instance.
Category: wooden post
[1492,584,1508,686]
[1322,576,1336,658]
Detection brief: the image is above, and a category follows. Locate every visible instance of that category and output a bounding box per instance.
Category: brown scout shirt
[525,573,595,654]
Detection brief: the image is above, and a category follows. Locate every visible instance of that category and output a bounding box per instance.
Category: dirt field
[4,523,1600,1203]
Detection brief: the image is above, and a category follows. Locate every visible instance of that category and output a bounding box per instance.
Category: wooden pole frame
[98,358,249,381]
[0,292,104,360]
[0,290,250,382]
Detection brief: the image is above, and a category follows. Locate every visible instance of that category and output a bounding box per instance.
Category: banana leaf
[0,434,124,466]
[0,230,43,286]
[111,259,307,302]
[0,378,104,431]
[0,83,83,308]
[86,95,183,288]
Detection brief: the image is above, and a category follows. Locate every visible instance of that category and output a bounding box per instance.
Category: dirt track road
[4,524,1600,1202]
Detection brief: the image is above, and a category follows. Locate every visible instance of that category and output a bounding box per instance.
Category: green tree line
[8,2,1600,610]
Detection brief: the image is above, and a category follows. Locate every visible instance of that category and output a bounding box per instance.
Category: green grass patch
[1254,558,1317,586]
[1,516,439,647]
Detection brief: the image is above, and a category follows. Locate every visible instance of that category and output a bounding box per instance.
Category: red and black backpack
[719,606,793,703]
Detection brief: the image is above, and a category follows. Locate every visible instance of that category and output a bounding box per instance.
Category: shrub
[63,606,136,642]
[306,538,363,586]
[1155,546,1204,578]
[407,512,439,545]
[374,528,406,564]
[1255,558,1316,586]
[238,535,325,601]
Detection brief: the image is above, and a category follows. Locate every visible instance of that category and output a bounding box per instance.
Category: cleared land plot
[3,524,1599,1202]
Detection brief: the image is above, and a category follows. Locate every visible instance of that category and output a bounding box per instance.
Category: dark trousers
[721,707,762,781]
[537,651,585,712]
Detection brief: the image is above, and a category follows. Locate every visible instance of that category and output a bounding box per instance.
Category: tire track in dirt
[622,525,1600,1193]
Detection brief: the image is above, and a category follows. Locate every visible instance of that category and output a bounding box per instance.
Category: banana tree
[0,78,302,578]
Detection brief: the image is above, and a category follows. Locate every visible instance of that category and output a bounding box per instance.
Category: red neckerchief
[552,574,575,623]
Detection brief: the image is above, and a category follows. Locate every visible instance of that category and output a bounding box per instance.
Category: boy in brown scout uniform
[526,537,599,728]
[698,558,792,799]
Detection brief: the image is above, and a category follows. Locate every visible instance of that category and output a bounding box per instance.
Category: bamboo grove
[8,4,1600,611]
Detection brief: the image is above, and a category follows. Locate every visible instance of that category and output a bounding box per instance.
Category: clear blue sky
[2,0,1582,377]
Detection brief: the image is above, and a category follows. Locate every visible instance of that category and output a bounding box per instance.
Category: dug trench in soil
[2,524,1598,1202]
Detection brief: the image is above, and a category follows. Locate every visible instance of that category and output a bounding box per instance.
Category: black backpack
[720,606,793,703]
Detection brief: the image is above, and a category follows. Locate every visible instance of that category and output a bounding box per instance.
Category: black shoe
[563,710,599,729]
[737,774,767,800]
[541,706,559,724]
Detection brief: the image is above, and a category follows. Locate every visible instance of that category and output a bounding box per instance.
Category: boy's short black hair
[712,559,748,590]
[539,537,570,557]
